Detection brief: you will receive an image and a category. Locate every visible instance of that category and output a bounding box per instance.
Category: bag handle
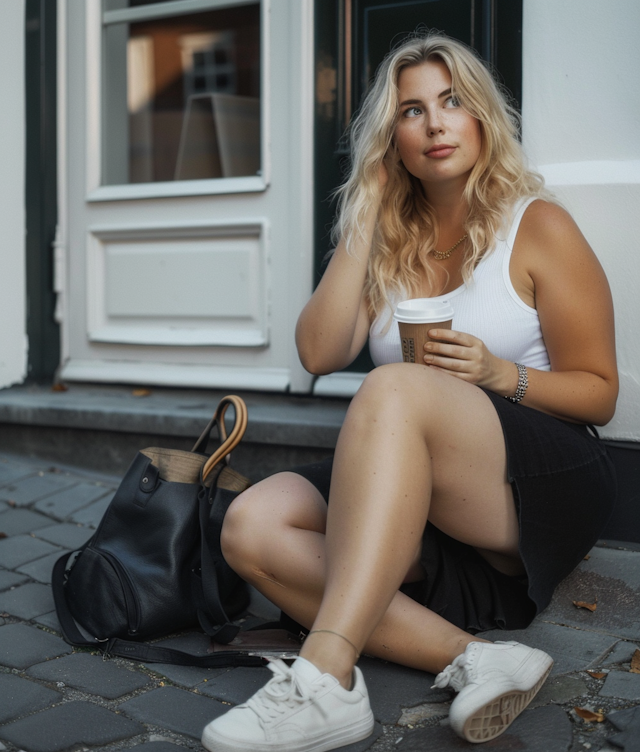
[198,396,248,481]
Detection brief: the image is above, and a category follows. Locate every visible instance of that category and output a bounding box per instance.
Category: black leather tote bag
[52,396,266,668]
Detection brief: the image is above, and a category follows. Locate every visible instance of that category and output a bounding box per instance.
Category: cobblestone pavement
[1,450,639,752]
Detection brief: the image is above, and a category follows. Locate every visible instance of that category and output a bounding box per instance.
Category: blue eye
[445,95,461,108]
[403,106,422,118]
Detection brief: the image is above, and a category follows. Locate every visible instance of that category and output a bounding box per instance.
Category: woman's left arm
[424,201,619,425]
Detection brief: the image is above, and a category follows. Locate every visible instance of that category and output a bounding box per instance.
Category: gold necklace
[432,233,468,260]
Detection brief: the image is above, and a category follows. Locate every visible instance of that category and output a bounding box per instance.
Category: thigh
[352,365,519,559]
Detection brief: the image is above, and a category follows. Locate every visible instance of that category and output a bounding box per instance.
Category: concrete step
[0,383,349,480]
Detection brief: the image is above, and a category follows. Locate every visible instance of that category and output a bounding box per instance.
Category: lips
[426,144,456,158]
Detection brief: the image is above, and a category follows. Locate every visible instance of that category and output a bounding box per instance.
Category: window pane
[104,1,196,11]
[102,4,261,184]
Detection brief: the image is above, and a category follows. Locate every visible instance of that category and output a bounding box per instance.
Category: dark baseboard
[601,440,640,543]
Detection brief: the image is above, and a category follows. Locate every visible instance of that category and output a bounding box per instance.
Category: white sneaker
[432,641,553,743]
[201,656,375,752]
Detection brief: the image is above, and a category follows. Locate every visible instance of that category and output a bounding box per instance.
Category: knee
[220,485,266,574]
[351,363,437,418]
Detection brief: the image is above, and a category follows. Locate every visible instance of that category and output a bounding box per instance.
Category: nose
[426,109,444,136]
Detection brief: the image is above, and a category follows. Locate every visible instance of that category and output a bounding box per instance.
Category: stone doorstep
[0,383,349,450]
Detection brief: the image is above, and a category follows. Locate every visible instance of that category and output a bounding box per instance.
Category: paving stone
[0,582,55,619]
[0,623,72,668]
[0,534,61,569]
[479,621,617,675]
[27,652,151,699]
[0,673,62,724]
[0,473,79,507]
[333,723,383,751]
[33,610,62,632]
[144,631,230,687]
[529,675,588,709]
[69,492,114,527]
[608,705,640,751]
[0,507,53,536]
[0,462,36,488]
[33,522,93,549]
[119,686,227,739]
[604,641,640,666]
[600,670,640,700]
[0,568,28,591]
[542,548,640,641]
[0,700,144,752]
[358,656,444,724]
[397,704,572,750]
[198,666,271,703]
[16,550,63,584]
[128,744,187,752]
[34,482,113,520]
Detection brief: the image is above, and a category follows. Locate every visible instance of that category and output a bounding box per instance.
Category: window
[102,0,261,185]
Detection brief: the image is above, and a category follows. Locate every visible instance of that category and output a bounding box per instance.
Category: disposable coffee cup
[393,298,454,364]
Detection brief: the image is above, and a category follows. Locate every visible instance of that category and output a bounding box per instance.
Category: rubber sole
[201,710,374,752]
[461,665,553,743]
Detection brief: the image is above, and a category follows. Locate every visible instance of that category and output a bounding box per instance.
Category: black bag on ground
[52,395,267,668]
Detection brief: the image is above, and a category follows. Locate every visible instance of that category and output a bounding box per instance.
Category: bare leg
[223,365,520,687]
[223,472,479,675]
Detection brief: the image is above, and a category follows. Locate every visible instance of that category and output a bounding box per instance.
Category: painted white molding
[539,160,640,186]
[87,176,267,202]
[60,359,290,391]
[104,0,258,26]
[313,372,365,398]
[86,218,269,347]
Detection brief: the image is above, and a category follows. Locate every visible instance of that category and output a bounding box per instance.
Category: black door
[314,0,522,372]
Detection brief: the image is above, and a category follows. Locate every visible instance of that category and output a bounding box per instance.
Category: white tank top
[369,197,551,370]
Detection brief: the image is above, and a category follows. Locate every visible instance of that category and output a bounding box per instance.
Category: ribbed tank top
[369,197,551,370]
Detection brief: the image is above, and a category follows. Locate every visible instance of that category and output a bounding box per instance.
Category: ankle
[300,631,359,689]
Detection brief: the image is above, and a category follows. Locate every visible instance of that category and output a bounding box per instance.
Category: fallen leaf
[587,671,606,679]
[0,532,7,539]
[51,383,68,392]
[132,388,152,397]
[583,553,591,560]
[574,707,605,722]
[631,649,640,674]
[573,599,597,612]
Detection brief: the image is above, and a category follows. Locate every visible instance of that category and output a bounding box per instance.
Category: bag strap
[52,553,266,668]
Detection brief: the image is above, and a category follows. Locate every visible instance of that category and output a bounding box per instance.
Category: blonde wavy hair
[331,32,551,321]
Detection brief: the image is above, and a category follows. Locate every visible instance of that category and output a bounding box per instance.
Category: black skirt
[287,389,617,634]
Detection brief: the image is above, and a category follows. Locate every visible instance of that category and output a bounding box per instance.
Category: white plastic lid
[393,298,454,324]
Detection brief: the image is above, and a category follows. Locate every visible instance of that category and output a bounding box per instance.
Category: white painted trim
[86,217,269,347]
[87,176,267,202]
[104,0,258,26]
[539,160,640,186]
[89,327,267,347]
[86,0,102,195]
[313,373,366,397]
[88,217,267,240]
[287,0,315,394]
[56,0,69,371]
[260,0,271,187]
[60,359,290,391]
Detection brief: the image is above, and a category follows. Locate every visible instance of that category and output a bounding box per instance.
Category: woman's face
[394,58,482,193]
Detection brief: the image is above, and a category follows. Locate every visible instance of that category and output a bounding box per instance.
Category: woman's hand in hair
[422,330,517,394]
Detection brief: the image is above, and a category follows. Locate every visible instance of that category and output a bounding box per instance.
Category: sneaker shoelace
[246,660,323,724]
[431,643,481,692]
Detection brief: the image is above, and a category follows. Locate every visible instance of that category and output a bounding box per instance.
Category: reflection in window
[102,4,260,185]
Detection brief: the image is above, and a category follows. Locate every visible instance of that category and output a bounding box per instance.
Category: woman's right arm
[295,200,380,375]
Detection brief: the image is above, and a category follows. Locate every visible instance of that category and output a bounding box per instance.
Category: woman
[202,33,618,750]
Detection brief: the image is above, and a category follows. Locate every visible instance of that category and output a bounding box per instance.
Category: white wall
[522,0,640,441]
[0,1,27,388]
